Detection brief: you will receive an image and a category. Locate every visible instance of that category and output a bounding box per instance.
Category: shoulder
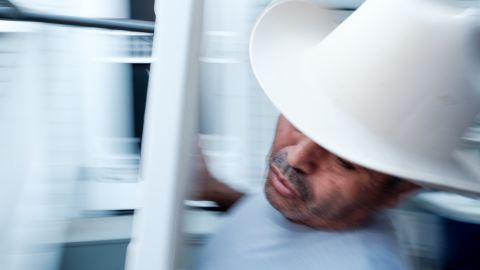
[194,196,411,270]
[353,212,411,270]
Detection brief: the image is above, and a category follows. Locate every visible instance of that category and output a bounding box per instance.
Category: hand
[190,146,244,211]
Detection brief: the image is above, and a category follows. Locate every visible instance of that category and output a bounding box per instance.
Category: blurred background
[1,0,480,269]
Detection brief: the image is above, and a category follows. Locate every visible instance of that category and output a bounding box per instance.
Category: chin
[302,215,373,230]
[264,179,311,221]
[264,179,377,230]
[301,205,381,230]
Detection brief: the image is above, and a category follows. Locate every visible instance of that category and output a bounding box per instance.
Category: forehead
[277,115,295,128]
[275,115,314,141]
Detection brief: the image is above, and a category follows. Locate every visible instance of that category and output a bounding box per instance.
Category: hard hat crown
[305,0,480,158]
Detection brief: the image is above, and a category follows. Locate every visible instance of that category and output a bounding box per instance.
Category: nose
[286,138,324,174]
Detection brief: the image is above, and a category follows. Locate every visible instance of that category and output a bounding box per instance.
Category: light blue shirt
[193,193,410,270]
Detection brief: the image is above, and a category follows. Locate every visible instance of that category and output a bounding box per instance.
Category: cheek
[308,174,345,203]
[342,177,392,208]
[308,161,347,196]
[309,172,373,205]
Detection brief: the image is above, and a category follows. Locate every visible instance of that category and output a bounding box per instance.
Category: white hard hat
[250,0,480,196]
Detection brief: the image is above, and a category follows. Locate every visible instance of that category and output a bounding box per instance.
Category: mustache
[270,151,313,201]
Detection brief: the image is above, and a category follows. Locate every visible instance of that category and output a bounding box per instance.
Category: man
[192,0,480,269]
[192,115,418,270]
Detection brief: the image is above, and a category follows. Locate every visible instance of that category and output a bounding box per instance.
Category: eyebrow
[336,157,356,171]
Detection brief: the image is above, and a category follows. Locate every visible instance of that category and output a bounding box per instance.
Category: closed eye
[336,157,356,171]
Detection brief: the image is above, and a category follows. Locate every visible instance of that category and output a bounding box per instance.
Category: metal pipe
[0,6,154,33]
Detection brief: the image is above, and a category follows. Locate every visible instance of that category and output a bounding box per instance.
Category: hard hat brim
[250,0,480,197]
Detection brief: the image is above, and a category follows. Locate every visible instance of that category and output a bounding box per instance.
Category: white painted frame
[125,0,204,269]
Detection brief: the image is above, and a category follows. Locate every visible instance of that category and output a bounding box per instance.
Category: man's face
[264,115,419,229]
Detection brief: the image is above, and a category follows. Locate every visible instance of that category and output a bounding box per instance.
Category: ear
[385,180,421,207]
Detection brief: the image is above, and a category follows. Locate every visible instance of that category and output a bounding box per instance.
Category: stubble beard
[264,151,377,228]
